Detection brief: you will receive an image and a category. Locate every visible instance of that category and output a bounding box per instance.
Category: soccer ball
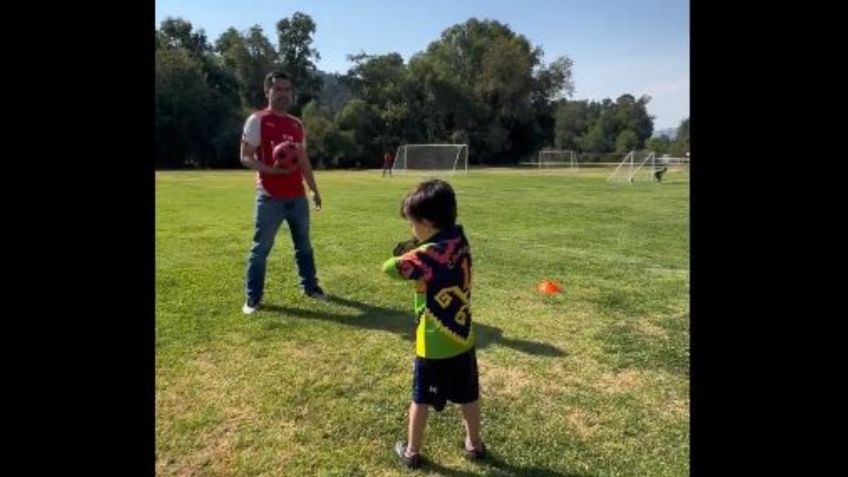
[273,141,299,168]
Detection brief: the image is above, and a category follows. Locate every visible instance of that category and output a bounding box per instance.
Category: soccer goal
[536,149,578,170]
[392,144,469,175]
[607,151,664,182]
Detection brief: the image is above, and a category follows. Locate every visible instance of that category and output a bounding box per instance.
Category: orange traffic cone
[538,279,563,296]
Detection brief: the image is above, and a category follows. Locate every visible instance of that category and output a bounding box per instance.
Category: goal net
[393,144,469,175]
[607,151,666,182]
[536,149,578,169]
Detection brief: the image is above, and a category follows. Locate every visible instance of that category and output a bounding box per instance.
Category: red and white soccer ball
[273,141,299,168]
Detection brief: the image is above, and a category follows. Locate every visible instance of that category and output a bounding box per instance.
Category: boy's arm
[382,244,433,282]
[382,256,405,279]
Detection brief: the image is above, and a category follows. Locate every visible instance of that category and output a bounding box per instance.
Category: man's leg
[245,194,286,305]
[285,196,319,294]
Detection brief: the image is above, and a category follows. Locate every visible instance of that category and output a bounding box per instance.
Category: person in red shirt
[383,150,396,177]
[239,71,326,314]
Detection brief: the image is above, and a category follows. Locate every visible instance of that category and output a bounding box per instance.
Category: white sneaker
[242,300,260,314]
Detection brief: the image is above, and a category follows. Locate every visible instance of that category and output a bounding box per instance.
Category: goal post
[607,151,636,182]
[607,151,667,182]
[537,149,578,169]
[393,144,469,175]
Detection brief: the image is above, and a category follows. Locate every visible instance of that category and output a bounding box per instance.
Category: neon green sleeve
[382,257,403,279]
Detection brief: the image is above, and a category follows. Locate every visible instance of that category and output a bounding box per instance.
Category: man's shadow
[261,295,566,357]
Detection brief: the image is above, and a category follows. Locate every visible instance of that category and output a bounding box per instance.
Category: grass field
[156,167,689,477]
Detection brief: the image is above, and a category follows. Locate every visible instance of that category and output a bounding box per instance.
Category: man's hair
[401,179,457,230]
[264,71,292,93]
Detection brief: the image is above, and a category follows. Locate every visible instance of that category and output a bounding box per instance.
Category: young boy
[382,179,486,469]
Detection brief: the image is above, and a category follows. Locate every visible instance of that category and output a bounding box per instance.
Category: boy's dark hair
[401,179,457,230]
[264,71,292,92]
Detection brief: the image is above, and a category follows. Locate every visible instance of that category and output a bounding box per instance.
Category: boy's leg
[406,402,429,455]
[405,356,443,457]
[460,400,483,450]
[449,349,483,453]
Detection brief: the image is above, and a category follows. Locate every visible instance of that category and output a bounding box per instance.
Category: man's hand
[312,191,322,211]
[268,163,297,175]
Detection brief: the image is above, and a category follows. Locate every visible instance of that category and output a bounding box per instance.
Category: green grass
[156,167,689,477]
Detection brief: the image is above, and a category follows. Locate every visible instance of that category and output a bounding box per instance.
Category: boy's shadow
[421,454,597,477]
[262,295,566,357]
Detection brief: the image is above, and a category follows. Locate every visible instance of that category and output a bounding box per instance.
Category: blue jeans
[245,194,319,302]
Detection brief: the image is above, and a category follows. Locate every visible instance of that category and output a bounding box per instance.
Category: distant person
[383,151,396,177]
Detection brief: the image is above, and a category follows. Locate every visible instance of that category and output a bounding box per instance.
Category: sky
[155,0,689,130]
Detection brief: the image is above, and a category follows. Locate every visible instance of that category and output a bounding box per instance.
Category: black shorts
[412,348,479,412]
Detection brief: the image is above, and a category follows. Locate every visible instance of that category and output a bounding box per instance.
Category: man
[240,71,326,314]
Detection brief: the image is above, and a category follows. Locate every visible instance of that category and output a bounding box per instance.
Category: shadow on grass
[420,452,599,477]
[261,294,566,358]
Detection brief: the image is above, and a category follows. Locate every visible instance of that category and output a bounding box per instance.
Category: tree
[669,117,690,156]
[615,130,639,152]
[276,12,323,113]
[155,47,209,167]
[529,57,575,152]
[301,101,334,165]
[580,125,609,153]
[612,94,654,148]
[156,18,243,168]
[406,18,573,163]
[647,135,672,155]
[159,17,211,58]
[336,98,378,164]
[215,26,278,109]
[554,100,590,150]
[532,56,575,106]
[344,53,416,161]
[302,101,359,167]
[554,95,656,154]
[317,71,352,116]
[155,14,659,169]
